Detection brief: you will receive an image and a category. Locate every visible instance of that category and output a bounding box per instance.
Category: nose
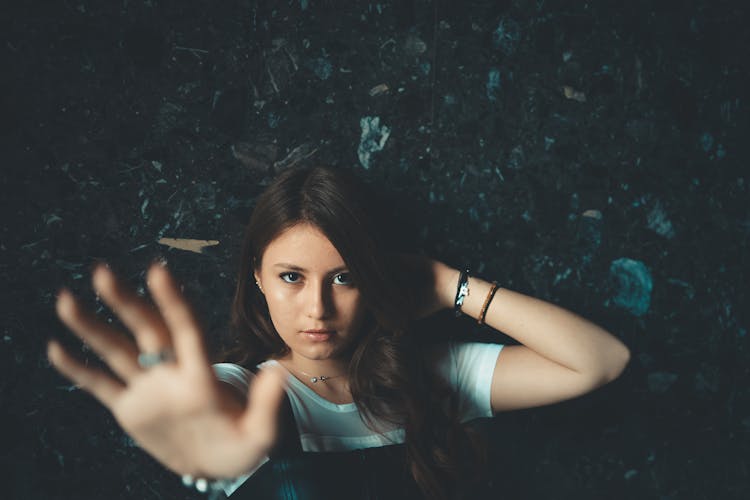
[305,280,332,319]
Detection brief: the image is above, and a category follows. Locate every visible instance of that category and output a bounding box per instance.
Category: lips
[302,329,335,341]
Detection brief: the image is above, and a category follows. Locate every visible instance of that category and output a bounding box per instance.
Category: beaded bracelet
[182,474,234,499]
[453,269,470,317]
[478,281,500,325]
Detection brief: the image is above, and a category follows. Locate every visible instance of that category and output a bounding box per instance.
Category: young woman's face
[254,223,367,362]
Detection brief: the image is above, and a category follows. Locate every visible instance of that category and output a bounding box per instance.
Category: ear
[253,270,263,292]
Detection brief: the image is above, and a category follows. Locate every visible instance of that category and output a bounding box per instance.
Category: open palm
[47,262,285,479]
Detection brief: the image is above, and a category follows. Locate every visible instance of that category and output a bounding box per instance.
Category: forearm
[438,265,631,381]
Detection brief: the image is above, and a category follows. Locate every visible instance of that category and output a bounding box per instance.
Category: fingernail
[89,260,110,273]
[152,256,168,268]
[56,287,71,301]
[45,339,55,365]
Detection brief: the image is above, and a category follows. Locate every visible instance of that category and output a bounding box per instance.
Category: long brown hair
[227,165,486,499]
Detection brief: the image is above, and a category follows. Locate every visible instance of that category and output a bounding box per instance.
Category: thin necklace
[282,363,347,384]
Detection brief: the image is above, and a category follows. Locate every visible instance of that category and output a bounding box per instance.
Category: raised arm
[431,261,631,413]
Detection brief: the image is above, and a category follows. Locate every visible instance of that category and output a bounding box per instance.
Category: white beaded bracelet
[453,268,470,317]
[182,474,233,498]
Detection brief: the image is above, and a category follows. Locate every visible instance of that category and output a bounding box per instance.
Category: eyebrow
[272,263,349,274]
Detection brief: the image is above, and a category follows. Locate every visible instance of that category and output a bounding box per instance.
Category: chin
[301,343,346,361]
[294,344,332,358]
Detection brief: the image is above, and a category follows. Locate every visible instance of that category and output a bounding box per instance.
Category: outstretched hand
[47,262,286,479]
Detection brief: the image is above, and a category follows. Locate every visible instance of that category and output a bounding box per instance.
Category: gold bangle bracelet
[478,281,500,325]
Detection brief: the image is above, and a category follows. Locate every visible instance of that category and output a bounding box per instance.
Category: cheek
[339,294,366,324]
[264,290,296,332]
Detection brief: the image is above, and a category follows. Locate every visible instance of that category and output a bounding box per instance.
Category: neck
[280,352,350,377]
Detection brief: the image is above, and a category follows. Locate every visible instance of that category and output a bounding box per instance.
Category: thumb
[240,365,287,451]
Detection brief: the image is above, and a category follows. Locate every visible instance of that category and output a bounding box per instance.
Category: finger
[240,366,287,451]
[92,264,172,354]
[47,339,124,407]
[146,262,210,374]
[56,289,141,380]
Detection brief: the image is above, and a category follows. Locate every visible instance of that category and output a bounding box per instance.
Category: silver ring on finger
[137,348,176,369]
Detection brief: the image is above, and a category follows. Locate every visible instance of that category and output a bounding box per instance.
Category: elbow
[604,342,631,383]
[583,343,631,388]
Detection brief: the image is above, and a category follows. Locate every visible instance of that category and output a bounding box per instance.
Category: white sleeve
[211,363,268,496]
[213,362,254,395]
[431,342,504,422]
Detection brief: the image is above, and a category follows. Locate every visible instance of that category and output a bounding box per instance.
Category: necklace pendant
[310,376,319,383]
[319,375,328,381]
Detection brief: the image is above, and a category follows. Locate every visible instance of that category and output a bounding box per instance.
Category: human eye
[279,272,301,283]
[333,272,354,286]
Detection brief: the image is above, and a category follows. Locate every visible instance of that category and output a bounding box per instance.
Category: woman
[48,165,631,499]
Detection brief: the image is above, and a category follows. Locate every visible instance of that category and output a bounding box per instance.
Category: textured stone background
[1,1,748,499]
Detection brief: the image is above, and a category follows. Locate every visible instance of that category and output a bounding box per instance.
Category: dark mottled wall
[2,0,748,499]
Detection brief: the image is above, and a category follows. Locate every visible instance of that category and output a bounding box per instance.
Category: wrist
[182,474,235,494]
[437,264,461,310]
